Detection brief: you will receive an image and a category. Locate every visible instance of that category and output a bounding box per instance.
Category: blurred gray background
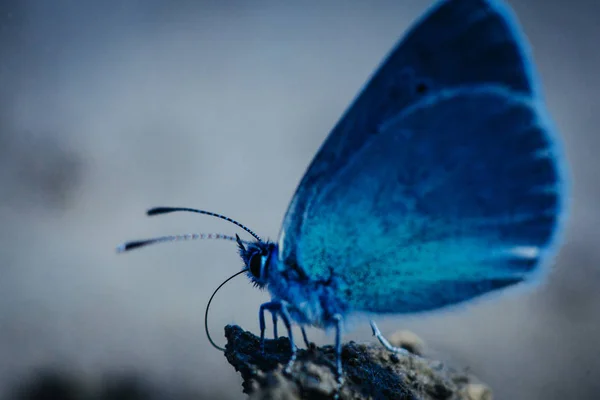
[1,0,599,399]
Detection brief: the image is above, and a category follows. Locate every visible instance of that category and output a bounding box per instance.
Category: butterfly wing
[278,0,567,313]
[296,87,565,312]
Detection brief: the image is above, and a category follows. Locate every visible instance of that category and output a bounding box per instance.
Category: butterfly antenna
[116,233,238,253]
[205,269,248,352]
[147,207,262,242]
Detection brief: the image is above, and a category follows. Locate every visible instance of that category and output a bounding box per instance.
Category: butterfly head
[115,206,282,348]
[235,234,275,288]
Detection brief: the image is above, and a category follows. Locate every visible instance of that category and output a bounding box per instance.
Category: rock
[461,383,493,400]
[224,325,490,400]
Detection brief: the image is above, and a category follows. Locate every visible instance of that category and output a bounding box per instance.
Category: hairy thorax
[266,247,349,328]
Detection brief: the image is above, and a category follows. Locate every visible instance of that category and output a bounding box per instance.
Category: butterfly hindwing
[295,86,565,313]
[280,0,541,268]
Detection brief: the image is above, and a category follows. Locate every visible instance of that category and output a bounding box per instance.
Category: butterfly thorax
[262,246,349,327]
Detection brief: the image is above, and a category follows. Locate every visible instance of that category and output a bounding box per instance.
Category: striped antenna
[147,207,262,242]
[116,233,238,253]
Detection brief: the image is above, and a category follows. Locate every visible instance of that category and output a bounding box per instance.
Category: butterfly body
[239,241,340,327]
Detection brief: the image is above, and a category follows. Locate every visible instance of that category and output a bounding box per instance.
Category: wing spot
[415,81,429,95]
[506,246,540,259]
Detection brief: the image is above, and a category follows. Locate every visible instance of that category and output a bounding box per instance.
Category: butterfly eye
[248,253,263,279]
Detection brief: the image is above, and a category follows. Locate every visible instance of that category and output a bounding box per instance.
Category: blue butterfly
[118,0,568,393]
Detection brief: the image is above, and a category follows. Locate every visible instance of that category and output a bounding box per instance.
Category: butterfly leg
[301,326,310,348]
[333,313,344,391]
[259,301,281,354]
[277,302,298,374]
[369,320,409,355]
[258,301,298,372]
[271,310,279,339]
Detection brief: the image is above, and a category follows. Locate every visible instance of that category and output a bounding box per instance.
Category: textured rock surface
[224,325,492,400]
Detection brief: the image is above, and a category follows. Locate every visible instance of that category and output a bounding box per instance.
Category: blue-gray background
[1,0,598,399]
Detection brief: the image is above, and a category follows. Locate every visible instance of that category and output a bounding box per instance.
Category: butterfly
[118,0,568,394]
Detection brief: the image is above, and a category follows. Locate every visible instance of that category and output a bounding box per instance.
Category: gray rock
[224,325,490,400]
